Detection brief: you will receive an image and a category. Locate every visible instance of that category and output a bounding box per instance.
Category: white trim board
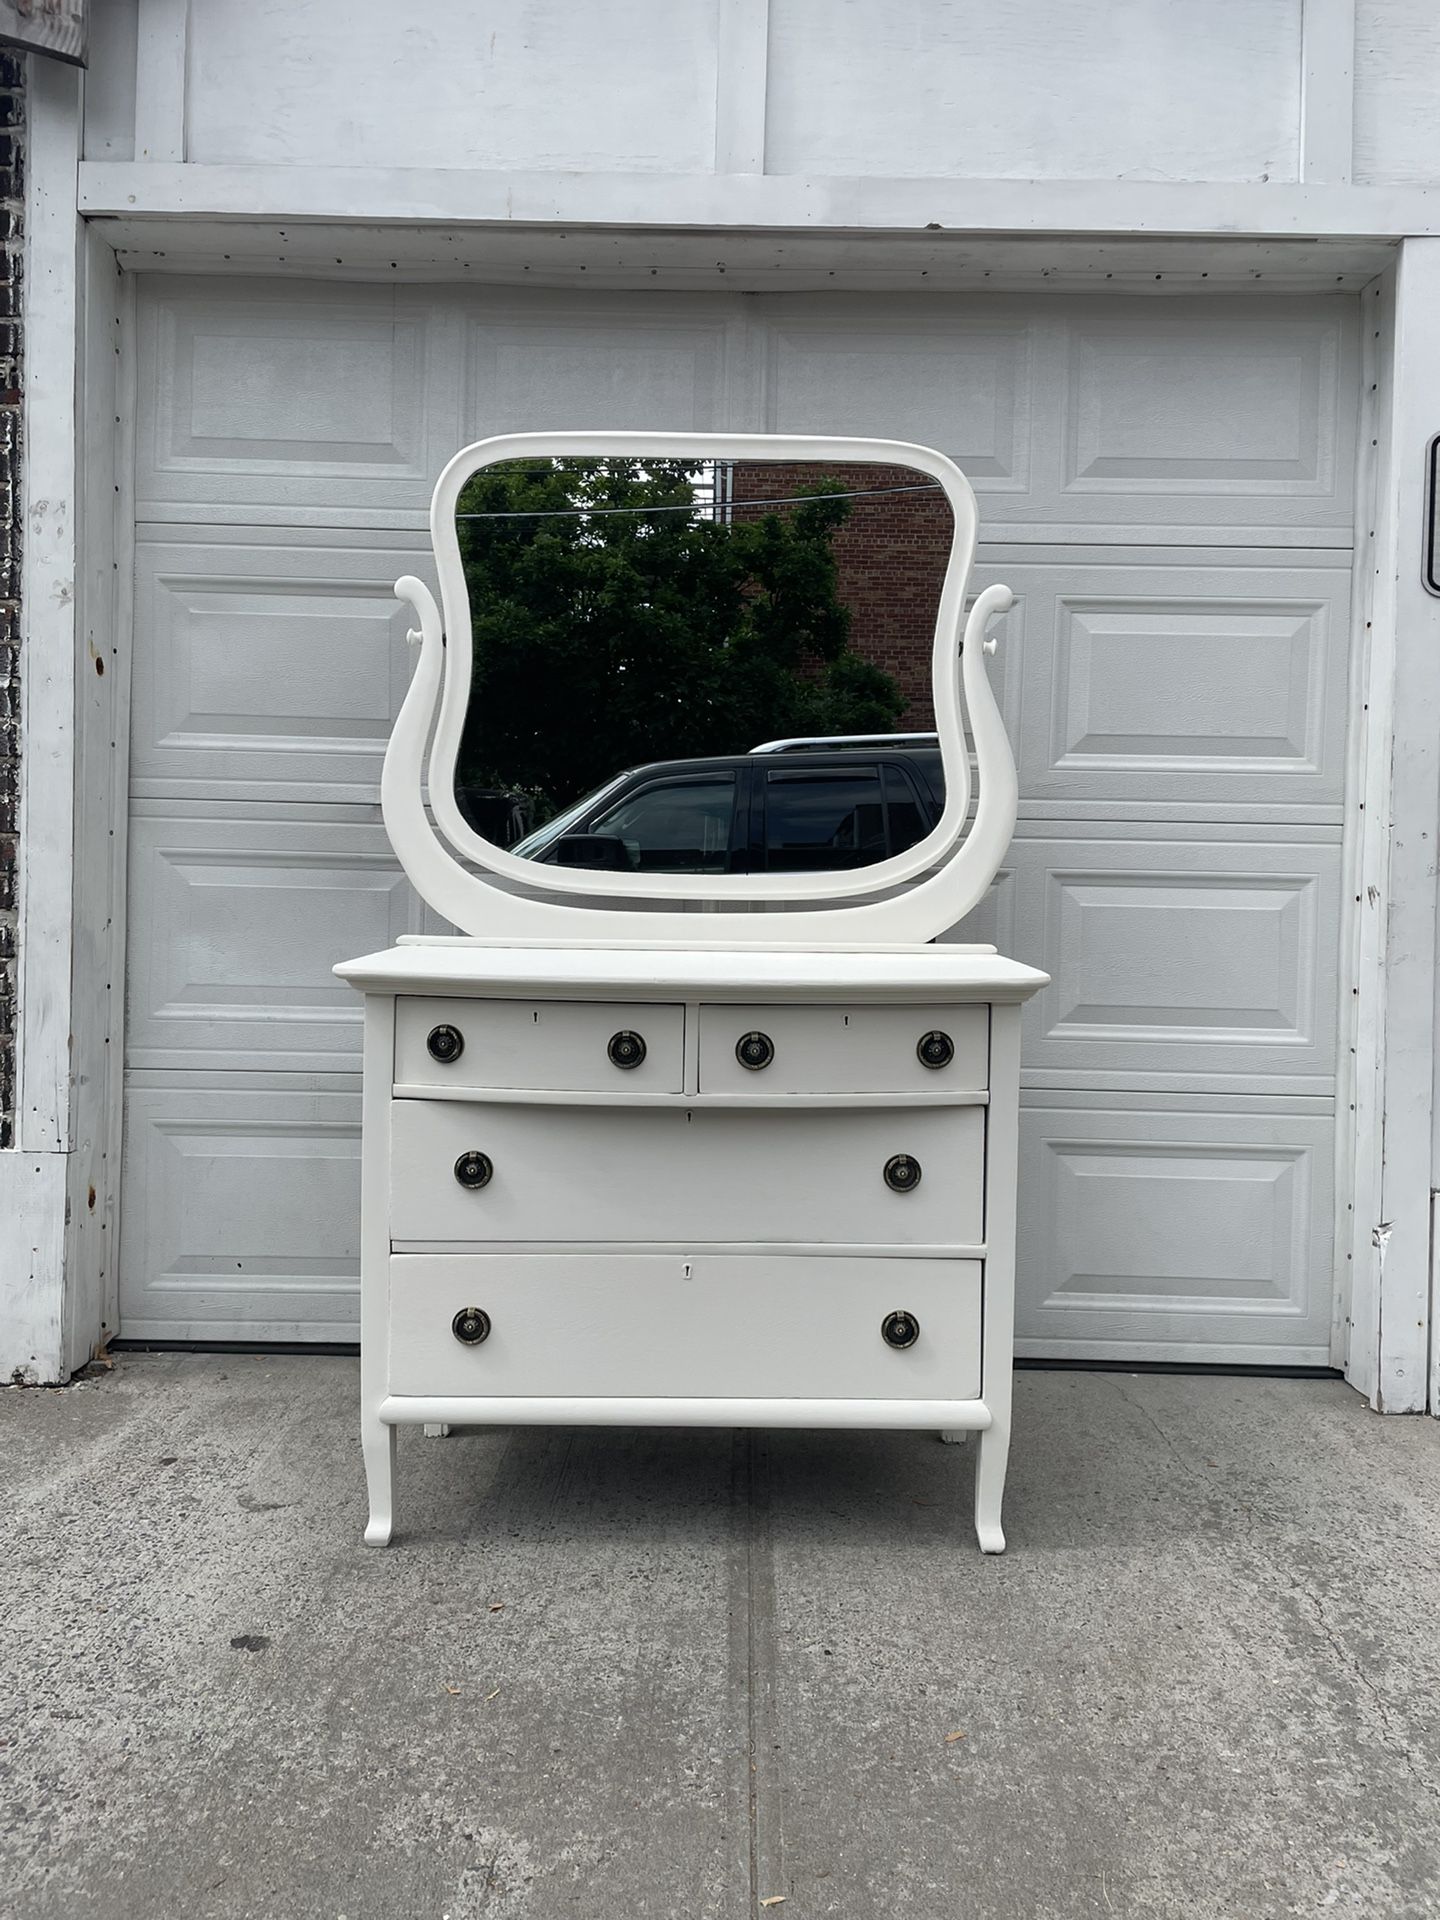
[1299,0,1356,186]
[76,164,1440,240]
[16,55,80,1158]
[713,0,768,177]
[94,219,1397,294]
[1344,243,1440,1413]
[65,226,131,1366]
[132,0,189,165]
[2,56,79,1382]
[0,69,124,1384]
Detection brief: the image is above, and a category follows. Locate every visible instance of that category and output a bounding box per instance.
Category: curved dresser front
[336,943,1048,1552]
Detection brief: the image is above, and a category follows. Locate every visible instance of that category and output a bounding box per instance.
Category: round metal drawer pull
[607,1030,647,1070]
[452,1307,491,1346]
[917,1029,955,1070]
[735,1030,775,1072]
[881,1310,920,1350]
[453,1150,493,1191]
[884,1154,922,1193]
[426,1023,464,1065]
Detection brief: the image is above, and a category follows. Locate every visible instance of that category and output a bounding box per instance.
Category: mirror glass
[448,456,955,877]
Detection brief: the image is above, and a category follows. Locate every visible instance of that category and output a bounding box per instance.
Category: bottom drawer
[387,1253,982,1401]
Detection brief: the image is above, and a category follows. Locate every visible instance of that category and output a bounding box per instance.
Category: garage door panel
[136,278,456,519]
[974,559,1348,808]
[766,308,1035,487]
[1059,306,1349,502]
[1036,297,1357,543]
[135,280,1358,541]
[125,811,421,1073]
[1048,596,1322,780]
[1010,833,1339,1081]
[1015,1106,1334,1362]
[120,1089,362,1341]
[465,303,736,436]
[131,536,433,801]
[761,293,1357,540]
[938,865,1016,953]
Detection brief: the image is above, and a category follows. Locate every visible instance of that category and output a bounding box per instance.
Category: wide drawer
[697,1003,988,1095]
[389,1100,985,1246]
[393,995,685,1094]
[387,1253,982,1400]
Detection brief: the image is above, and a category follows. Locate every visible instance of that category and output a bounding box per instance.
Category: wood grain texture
[1365,242,1440,1411]
[1300,0,1355,182]
[714,0,768,175]
[133,0,188,164]
[766,0,1301,183]
[1354,0,1440,185]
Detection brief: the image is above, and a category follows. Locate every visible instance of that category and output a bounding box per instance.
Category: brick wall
[729,460,954,729]
[0,54,20,1149]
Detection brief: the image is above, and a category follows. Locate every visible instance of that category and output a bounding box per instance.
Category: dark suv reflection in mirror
[512,742,944,875]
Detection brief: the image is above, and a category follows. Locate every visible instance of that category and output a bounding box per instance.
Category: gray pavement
[3,1355,1440,1919]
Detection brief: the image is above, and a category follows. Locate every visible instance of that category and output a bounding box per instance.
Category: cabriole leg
[974,1416,1009,1554]
[975,1004,1020,1556]
[362,1419,396,1547]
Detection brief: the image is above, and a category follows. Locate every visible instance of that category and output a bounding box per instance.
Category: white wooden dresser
[338,429,1047,1551]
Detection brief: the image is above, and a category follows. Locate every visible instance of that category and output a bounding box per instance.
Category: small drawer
[390,1100,985,1247]
[394,996,685,1094]
[698,1004,988,1095]
[388,1252,982,1401]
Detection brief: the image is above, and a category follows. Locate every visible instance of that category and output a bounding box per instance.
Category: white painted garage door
[120,280,1356,1361]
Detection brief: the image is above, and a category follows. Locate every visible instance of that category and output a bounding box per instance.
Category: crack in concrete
[1287,1574,1440,1805]
[729,1431,788,1917]
[1102,1375,1204,1482]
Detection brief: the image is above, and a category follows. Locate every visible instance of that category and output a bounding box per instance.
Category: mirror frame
[384,431,1018,946]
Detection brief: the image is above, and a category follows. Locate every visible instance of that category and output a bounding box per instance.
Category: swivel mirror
[385,432,1019,944]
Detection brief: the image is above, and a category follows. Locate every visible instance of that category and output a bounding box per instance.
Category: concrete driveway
[4,1355,1439,1919]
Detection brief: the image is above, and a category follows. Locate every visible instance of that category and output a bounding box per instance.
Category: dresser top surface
[336,941,1049,1003]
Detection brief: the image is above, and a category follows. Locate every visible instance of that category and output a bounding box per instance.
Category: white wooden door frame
[0,57,129,1383]
[1,112,1429,1401]
[1343,243,1440,1412]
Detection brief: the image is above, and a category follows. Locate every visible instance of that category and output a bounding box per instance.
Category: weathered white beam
[2,55,80,1385]
[76,162,1440,239]
[93,216,1396,292]
[1347,241,1440,1413]
[1378,244,1440,1413]
[1300,0,1356,184]
[17,54,79,1159]
[714,0,769,176]
[133,0,189,163]
[1343,272,1392,1401]
[0,1152,67,1381]
[62,227,130,1372]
